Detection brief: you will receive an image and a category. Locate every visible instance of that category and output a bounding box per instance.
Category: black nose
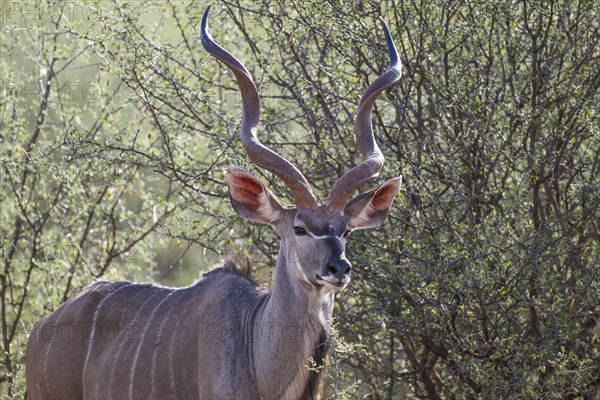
[326,259,352,281]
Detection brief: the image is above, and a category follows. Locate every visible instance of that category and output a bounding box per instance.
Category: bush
[1,1,598,398]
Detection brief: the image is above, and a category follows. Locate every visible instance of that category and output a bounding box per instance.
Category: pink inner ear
[231,176,264,211]
[371,184,394,208]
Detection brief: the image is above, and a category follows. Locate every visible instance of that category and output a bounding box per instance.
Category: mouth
[315,274,349,291]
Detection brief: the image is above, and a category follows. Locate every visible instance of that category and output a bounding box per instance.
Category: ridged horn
[324,17,402,211]
[201,7,319,210]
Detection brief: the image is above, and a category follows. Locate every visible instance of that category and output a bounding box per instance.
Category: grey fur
[27,236,335,399]
[26,7,404,398]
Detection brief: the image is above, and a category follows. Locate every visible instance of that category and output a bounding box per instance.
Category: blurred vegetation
[1,0,599,398]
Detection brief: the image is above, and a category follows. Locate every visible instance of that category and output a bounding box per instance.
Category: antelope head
[201,8,402,293]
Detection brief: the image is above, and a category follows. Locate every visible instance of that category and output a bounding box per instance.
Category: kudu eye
[294,226,308,236]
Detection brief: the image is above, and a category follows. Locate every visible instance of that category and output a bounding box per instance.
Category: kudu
[26,7,403,400]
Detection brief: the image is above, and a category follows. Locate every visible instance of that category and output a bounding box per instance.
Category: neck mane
[249,244,334,399]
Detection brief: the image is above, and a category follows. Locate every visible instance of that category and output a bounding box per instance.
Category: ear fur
[344,176,402,229]
[226,166,284,225]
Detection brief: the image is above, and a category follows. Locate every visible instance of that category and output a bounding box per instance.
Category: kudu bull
[26,7,403,399]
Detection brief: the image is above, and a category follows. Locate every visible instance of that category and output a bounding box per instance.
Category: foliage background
[1,0,599,398]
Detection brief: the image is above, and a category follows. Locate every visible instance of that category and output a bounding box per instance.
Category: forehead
[295,208,347,236]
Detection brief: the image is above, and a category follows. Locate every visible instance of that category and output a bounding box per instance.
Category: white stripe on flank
[106,289,158,398]
[168,308,185,395]
[41,302,69,393]
[129,290,174,400]
[82,283,133,398]
[149,290,182,398]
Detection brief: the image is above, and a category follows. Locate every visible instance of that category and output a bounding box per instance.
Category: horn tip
[379,16,400,69]
[200,7,212,45]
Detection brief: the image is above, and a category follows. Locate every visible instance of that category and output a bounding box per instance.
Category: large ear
[226,166,284,225]
[344,176,402,230]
